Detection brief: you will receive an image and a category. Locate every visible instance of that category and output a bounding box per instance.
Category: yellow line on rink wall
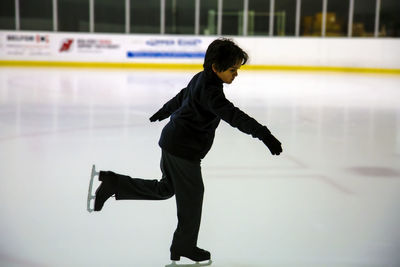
[0,60,203,70]
[243,64,400,75]
[0,60,400,75]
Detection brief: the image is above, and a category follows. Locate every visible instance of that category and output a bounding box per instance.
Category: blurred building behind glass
[0,0,399,37]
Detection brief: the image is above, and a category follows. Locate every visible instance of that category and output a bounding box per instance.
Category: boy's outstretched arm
[149,87,187,122]
[208,88,282,155]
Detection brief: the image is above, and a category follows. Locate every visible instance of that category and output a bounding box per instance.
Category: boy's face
[212,61,241,84]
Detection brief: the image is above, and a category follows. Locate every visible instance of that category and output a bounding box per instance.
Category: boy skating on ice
[90,38,283,264]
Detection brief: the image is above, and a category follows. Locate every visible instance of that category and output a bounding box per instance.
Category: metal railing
[11,0,385,37]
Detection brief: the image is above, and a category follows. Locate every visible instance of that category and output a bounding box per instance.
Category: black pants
[108,149,204,253]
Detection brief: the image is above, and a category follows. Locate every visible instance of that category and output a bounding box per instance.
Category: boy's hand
[149,110,169,122]
[261,133,282,155]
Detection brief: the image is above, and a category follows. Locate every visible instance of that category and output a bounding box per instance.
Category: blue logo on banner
[178,39,202,46]
[145,39,202,46]
[127,51,205,58]
[146,39,175,46]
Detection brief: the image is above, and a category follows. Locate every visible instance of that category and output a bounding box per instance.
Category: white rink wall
[237,37,400,69]
[1,30,400,69]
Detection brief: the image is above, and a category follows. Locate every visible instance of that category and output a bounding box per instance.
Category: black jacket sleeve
[161,87,187,114]
[150,88,187,122]
[207,87,271,139]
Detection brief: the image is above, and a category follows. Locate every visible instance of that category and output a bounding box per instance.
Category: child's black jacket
[157,70,271,160]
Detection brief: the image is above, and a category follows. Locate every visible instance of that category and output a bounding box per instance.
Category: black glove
[261,133,282,156]
[149,109,170,122]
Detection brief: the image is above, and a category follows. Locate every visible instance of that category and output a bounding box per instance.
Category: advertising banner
[0,31,214,64]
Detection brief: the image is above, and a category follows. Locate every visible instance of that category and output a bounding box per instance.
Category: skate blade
[87,164,99,212]
[165,260,212,267]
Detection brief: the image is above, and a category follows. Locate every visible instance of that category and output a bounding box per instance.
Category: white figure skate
[165,260,212,267]
[87,164,99,212]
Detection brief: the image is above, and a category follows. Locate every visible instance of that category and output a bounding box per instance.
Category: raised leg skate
[87,164,99,212]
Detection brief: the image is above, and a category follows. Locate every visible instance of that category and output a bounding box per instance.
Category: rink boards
[1,30,400,74]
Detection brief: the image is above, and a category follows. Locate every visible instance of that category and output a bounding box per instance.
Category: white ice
[0,67,399,267]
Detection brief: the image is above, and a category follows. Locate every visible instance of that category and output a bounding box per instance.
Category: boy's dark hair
[203,38,248,73]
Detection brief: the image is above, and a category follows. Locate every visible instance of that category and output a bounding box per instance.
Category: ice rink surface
[0,67,400,267]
